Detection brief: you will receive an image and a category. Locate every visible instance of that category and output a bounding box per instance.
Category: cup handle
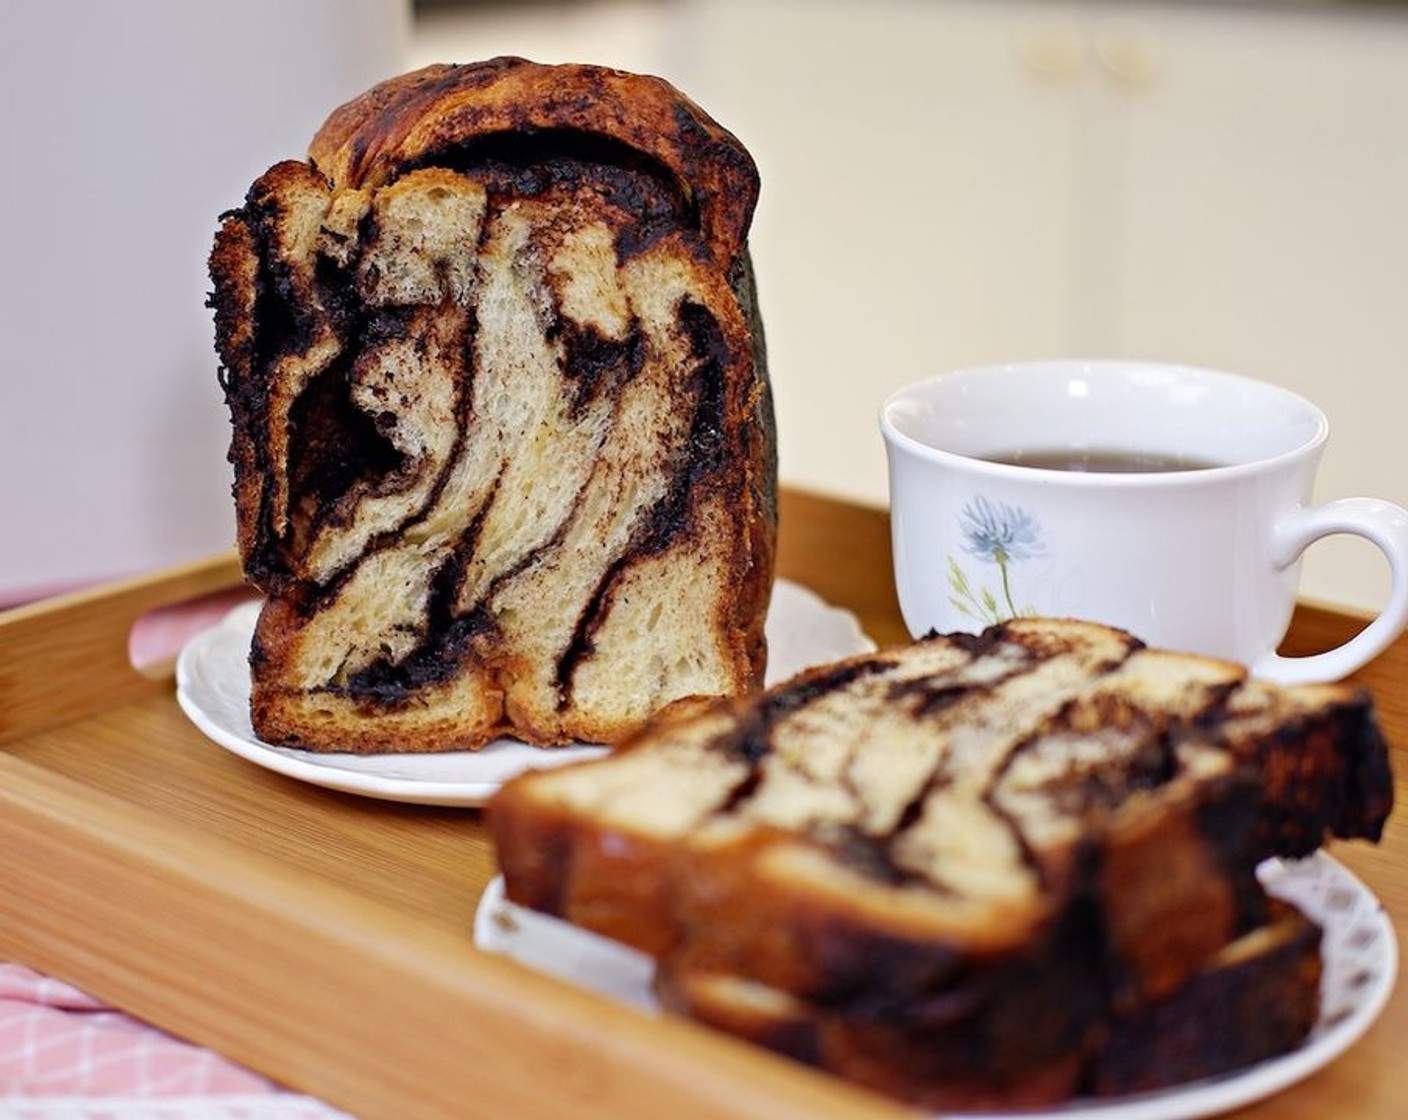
[1252,498,1408,685]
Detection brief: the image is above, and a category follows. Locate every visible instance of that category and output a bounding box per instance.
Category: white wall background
[0,0,409,604]
[4,0,1404,618]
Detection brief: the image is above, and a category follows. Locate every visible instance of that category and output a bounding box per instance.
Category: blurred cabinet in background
[665,0,1408,612]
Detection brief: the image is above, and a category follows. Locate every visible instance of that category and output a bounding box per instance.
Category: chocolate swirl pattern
[491,617,1392,1108]
[209,60,775,753]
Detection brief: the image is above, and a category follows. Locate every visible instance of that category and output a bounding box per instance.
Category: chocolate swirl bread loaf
[208,60,775,752]
[490,618,1392,1108]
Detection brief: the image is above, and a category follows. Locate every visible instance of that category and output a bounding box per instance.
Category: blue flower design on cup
[948,495,1045,623]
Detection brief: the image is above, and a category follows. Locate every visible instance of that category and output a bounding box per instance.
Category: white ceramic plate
[175,579,875,806]
[475,852,1396,1120]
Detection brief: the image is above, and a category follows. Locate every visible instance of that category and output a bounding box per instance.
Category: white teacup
[879,360,1408,684]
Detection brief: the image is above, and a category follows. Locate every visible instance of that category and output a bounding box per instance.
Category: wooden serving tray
[0,491,911,1120]
[1,490,1403,1119]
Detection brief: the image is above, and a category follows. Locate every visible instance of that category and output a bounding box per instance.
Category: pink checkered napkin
[0,964,347,1117]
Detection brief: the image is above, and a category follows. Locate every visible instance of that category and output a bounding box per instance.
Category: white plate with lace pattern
[475,851,1395,1120]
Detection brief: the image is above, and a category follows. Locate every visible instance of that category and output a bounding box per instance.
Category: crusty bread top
[306,59,760,271]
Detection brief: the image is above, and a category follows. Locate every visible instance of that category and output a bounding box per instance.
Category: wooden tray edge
[0,749,915,1120]
[0,552,917,1120]
[0,551,246,743]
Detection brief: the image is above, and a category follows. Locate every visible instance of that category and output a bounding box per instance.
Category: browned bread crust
[489,617,1391,1105]
[305,59,758,270]
[209,60,774,752]
[655,900,1322,1109]
[1088,900,1323,1096]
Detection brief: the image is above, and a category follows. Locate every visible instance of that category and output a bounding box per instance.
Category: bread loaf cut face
[209,60,775,753]
[489,617,1392,1106]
